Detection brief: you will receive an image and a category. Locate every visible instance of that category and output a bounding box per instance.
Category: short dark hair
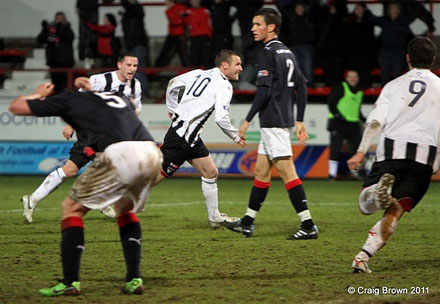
[254,8,281,35]
[408,36,437,69]
[105,13,117,27]
[215,49,240,67]
[118,52,137,63]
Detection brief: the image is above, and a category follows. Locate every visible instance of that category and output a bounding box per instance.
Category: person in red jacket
[185,0,213,67]
[154,0,188,67]
[88,13,119,67]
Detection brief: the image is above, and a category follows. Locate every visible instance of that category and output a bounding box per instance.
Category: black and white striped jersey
[86,71,142,113]
[367,68,440,168]
[166,68,240,147]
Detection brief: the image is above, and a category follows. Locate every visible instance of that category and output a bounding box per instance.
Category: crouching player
[9,82,162,295]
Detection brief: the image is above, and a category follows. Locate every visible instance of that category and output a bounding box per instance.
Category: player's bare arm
[74,77,92,91]
[9,82,54,115]
[347,152,365,170]
[237,138,246,148]
[347,120,382,170]
[295,121,308,144]
[239,120,250,140]
[62,124,75,140]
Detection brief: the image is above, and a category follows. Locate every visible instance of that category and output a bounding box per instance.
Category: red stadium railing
[1,66,439,98]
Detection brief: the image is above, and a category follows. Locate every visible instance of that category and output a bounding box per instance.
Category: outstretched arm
[62,124,75,140]
[347,120,382,170]
[215,90,246,147]
[74,77,92,91]
[9,83,54,115]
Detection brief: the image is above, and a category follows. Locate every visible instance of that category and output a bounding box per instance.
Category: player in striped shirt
[347,36,440,273]
[156,49,245,228]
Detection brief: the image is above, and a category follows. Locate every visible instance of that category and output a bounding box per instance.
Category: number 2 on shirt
[286,59,294,87]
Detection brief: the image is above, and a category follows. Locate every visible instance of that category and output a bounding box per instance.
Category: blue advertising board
[0,141,74,174]
[0,141,330,178]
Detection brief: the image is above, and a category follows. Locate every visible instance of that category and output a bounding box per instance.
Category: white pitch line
[0,200,438,214]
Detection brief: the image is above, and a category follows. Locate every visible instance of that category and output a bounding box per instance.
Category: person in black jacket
[209,0,234,59]
[315,0,348,87]
[385,0,435,34]
[76,0,98,66]
[344,3,377,88]
[232,0,264,90]
[121,0,150,97]
[366,2,424,84]
[37,12,75,93]
[288,2,316,87]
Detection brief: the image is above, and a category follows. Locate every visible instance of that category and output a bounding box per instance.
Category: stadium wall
[0,100,374,177]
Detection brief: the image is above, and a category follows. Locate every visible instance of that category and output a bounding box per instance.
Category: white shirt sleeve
[133,79,142,112]
[88,74,107,92]
[214,83,240,142]
[166,75,186,114]
[367,83,391,125]
[433,127,440,173]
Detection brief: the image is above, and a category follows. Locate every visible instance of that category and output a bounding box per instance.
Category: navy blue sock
[242,180,270,226]
[61,217,85,284]
[118,212,142,282]
[286,179,314,230]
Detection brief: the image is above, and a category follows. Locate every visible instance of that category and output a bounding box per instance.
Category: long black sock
[242,180,270,226]
[118,213,142,282]
[286,179,314,230]
[61,217,85,284]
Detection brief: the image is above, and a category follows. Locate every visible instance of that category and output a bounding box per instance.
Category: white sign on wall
[0,100,373,145]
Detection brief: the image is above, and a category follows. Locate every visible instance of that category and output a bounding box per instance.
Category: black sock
[286,180,314,230]
[61,222,84,284]
[242,180,270,226]
[119,222,142,282]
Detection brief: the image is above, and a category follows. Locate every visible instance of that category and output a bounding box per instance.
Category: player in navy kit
[9,81,160,295]
[225,8,319,239]
[21,53,142,222]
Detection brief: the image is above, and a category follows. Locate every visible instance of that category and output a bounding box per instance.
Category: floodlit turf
[0,176,439,304]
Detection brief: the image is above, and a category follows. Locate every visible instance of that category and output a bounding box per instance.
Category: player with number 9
[347,36,440,273]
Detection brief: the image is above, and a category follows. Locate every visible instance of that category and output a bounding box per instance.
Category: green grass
[0,176,439,304]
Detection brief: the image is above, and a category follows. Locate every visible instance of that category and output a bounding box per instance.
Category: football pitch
[0,176,439,304]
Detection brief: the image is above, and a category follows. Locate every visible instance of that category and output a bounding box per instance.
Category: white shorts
[257,127,293,160]
[69,141,162,213]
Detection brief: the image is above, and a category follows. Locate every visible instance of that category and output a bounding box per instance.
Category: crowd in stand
[33,0,436,94]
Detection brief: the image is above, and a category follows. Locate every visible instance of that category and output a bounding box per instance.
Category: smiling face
[251,15,276,43]
[117,56,138,82]
[221,55,243,81]
[345,70,359,87]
